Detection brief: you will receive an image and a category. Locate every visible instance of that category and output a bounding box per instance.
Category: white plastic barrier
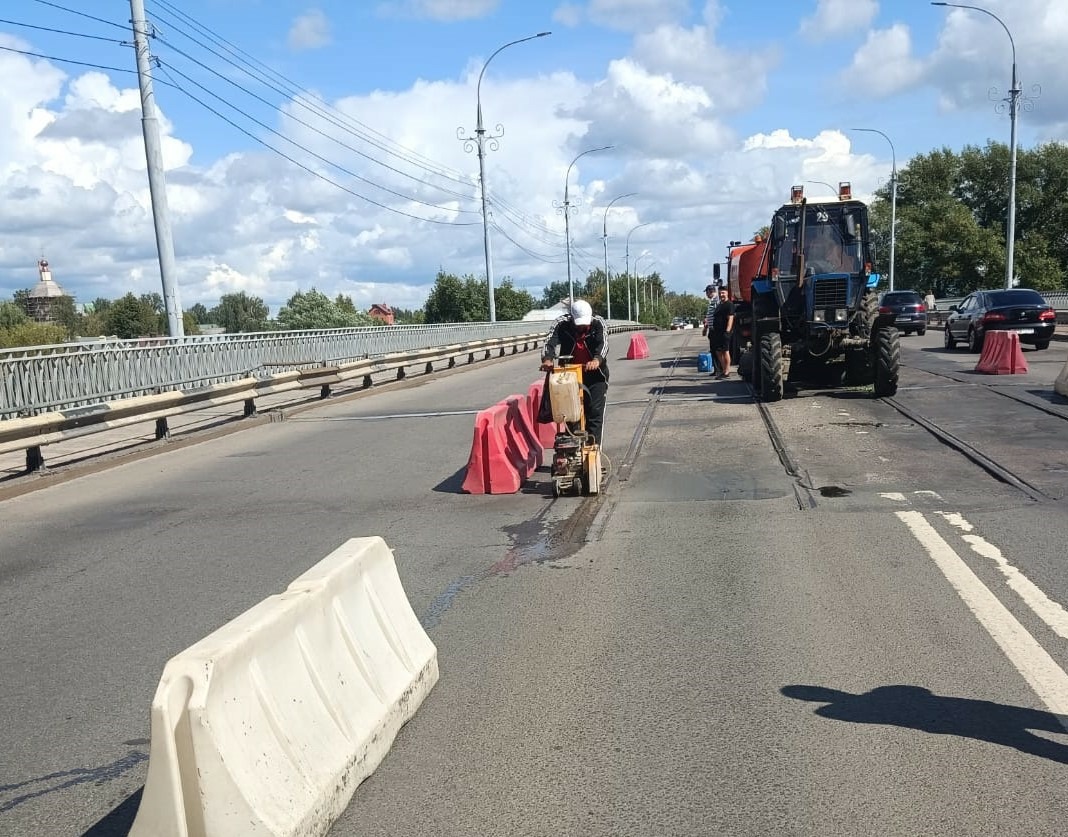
[129,537,438,837]
[1056,354,1068,398]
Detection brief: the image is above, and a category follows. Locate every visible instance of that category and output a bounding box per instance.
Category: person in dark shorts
[710,286,734,379]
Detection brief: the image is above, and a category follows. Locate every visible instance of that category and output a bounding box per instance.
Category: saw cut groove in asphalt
[883,396,1050,503]
[746,386,819,510]
[910,366,1068,422]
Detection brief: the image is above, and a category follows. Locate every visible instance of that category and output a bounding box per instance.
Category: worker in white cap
[540,299,610,445]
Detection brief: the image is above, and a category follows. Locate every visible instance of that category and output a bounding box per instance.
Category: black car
[944,288,1056,352]
[878,290,927,335]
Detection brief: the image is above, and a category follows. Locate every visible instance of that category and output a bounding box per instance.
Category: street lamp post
[851,127,897,291]
[556,146,613,308]
[805,180,837,195]
[624,222,652,321]
[932,2,1019,289]
[634,253,655,318]
[457,32,550,321]
[602,192,637,321]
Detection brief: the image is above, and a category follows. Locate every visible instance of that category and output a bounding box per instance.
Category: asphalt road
[2,329,1067,836]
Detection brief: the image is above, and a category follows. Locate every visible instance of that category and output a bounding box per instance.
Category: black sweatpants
[583,380,608,445]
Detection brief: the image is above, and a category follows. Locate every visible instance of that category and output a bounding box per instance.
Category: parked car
[944,288,1056,352]
[878,290,927,335]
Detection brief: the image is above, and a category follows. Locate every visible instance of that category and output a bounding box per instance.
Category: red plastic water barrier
[975,330,1029,375]
[461,404,522,494]
[503,394,544,473]
[527,379,557,449]
[625,332,650,360]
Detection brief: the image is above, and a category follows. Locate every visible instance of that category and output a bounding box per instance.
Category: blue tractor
[747,183,899,402]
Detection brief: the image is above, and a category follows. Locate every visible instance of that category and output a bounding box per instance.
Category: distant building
[522,301,569,322]
[368,303,395,325]
[26,259,72,322]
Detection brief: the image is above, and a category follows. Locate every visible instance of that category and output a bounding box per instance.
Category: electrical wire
[30,0,129,32]
[147,0,473,187]
[149,31,480,208]
[0,17,127,43]
[0,43,135,75]
[158,60,480,215]
[156,65,478,227]
[489,220,565,263]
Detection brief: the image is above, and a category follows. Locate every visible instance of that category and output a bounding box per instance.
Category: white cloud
[378,0,499,21]
[287,10,332,51]
[800,0,879,41]
[925,0,1068,139]
[842,24,924,98]
[561,0,691,32]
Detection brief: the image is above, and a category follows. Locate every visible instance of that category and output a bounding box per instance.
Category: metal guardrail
[0,322,552,420]
[0,322,644,473]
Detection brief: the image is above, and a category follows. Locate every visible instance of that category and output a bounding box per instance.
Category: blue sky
[1,1,1063,315]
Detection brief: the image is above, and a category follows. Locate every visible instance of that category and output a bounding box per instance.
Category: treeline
[868,141,1068,296]
[0,267,708,349]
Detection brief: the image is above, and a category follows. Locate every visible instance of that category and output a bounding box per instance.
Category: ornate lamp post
[457,32,550,320]
[932,2,1025,289]
[602,192,637,321]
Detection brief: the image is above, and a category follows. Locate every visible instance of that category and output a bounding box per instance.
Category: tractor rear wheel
[873,326,900,397]
[758,331,784,402]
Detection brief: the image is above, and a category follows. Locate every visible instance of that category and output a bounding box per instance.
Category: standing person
[701,283,719,370]
[710,286,735,379]
[924,290,937,312]
[540,300,610,446]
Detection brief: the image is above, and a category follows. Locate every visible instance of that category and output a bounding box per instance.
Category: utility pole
[129,0,183,337]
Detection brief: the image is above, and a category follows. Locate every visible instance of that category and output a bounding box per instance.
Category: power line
[489,220,565,263]
[30,0,128,32]
[157,58,480,215]
[149,32,480,208]
[0,43,135,75]
[156,65,478,227]
[0,16,127,43]
[147,0,473,187]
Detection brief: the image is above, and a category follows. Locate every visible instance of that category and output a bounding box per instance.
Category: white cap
[570,299,593,325]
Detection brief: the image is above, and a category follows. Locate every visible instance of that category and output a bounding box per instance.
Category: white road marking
[879,492,907,502]
[914,490,944,501]
[937,511,973,532]
[896,510,1068,723]
[937,511,1068,639]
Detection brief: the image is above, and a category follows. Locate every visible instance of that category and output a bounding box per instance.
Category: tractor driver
[540,299,610,446]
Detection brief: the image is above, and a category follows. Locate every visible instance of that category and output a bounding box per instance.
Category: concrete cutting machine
[546,358,601,498]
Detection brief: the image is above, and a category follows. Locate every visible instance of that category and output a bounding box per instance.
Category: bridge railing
[0,322,552,420]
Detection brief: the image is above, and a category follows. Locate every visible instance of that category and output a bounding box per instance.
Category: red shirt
[572,326,593,365]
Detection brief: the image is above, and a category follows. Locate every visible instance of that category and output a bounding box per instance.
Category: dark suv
[878,290,927,335]
[944,288,1056,352]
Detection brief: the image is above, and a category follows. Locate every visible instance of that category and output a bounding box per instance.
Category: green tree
[12,288,31,316]
[211,292,269,332]
[392,307,425,325]
[182,311,201,335]
[276,288,373,329]
[50,296,78,335]
[424,271,486,323]
[0,321,66,348]
[0,301,29,329]
[188,302,211,324]
[104,293,160,338]
[493,278,537,321]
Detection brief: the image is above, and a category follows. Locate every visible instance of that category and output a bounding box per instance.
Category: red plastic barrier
[625,332,650,360]
[527,380,557,449]
[503,394,543,472]
[461,404,522,494]
[975,330,1029,375]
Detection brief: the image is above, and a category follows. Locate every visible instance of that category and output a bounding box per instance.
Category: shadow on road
[80,787,141,836]
[782,684,1068,764]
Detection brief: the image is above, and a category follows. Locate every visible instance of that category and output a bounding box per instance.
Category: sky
[1,0,1065,316]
